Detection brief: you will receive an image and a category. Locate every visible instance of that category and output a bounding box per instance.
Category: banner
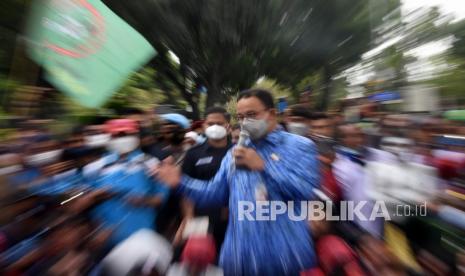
[26,0,156,108]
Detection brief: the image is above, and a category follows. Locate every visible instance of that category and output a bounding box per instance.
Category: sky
[402,0,465,22]
[343,0,465,88]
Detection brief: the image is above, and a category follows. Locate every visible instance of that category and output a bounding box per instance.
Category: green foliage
[54,67,167,125]
[225,95,238,125]
[0,75,19,107]
[296,70,324,105]
[330,77,349,109]
[106,67,167,111]
[104,0,380,111]
[253,78,293,101]
[427,57,465,106]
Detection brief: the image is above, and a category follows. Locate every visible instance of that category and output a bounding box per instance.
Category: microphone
[236,130,250,148]
[232,130,249,169]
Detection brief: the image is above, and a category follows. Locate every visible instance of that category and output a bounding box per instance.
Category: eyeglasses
[235,109,268,121]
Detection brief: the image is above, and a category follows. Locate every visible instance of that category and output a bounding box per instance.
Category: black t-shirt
[149,141,172,160]
[182,141,232,180]
[181,140,231,250]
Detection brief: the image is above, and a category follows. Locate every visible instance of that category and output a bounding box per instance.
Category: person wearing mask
[123,108,157,154]
[308,112,335,153]
[83,125,111,150]
[151,113,191,239]
[150,113,190,164]
[333,124,383,237]
[309,112,338,165]
[309,112,334,140]
[10,135,64,189]
[182,107,232,180]
[286,104,312,137]
[285,108,340,202]
[156,89,320,275]
[366,136,438,209]
[83,118,169,247]
[180,107,232,252]
[307,113,341,203]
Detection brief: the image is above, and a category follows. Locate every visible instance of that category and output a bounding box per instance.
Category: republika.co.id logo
[237,200,428,221]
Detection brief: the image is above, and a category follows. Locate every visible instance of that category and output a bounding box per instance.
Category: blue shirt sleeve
[260,136,319,200]
[178,151,231,209]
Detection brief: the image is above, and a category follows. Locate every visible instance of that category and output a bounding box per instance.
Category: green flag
[26,0,156,108]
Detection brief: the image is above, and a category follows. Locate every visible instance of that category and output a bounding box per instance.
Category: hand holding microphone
[236,130,250,148]
[233,129,264,171]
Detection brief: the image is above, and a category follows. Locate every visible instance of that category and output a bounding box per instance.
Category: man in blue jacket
[84,118,169,247]
[156,89,320,275]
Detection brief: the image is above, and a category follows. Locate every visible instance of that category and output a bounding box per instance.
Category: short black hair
[120,107,144,116]
[238,89,275,110]
[232,124,241,130]
[311,112,330,121]
[289,104,312,119]
[204,106,230,122]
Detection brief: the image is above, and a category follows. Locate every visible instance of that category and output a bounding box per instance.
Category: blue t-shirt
[86,150,169,246]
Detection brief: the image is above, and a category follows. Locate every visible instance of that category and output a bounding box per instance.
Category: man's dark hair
[204,106,231,122]
[238,89,275,109]
[311,112,330,121]
[119,107,144,116]
[289,104,312,119]
[232,124,241,130]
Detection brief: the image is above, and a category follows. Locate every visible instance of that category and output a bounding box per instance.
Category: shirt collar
[205,139,232,151]
[336,146,366,166]
[254,126,284,146]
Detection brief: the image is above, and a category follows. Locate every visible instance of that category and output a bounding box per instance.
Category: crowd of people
[0,88,464,275]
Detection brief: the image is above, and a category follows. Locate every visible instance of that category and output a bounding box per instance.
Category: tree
[104,0,384,114]
[105,67,169,111]
[253,78,292,100]
[426,19,465,106]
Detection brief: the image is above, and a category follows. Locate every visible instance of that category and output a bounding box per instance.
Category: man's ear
[268,108,278,118]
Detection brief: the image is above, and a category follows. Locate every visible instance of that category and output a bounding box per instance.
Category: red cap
[104,119,139,135]
[181,235,216,268]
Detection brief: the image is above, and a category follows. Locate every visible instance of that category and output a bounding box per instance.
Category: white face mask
[287,122,309,137]
[84,134,111,148]
[25,149,63,167]
[205,125,227,140]
[107,136,140,155]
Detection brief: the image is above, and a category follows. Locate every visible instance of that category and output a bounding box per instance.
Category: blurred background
[0,0,464,124]
[0,0,465,275]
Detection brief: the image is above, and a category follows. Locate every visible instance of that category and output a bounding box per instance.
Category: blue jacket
[86,150,169,246]
[178,128,319,275]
